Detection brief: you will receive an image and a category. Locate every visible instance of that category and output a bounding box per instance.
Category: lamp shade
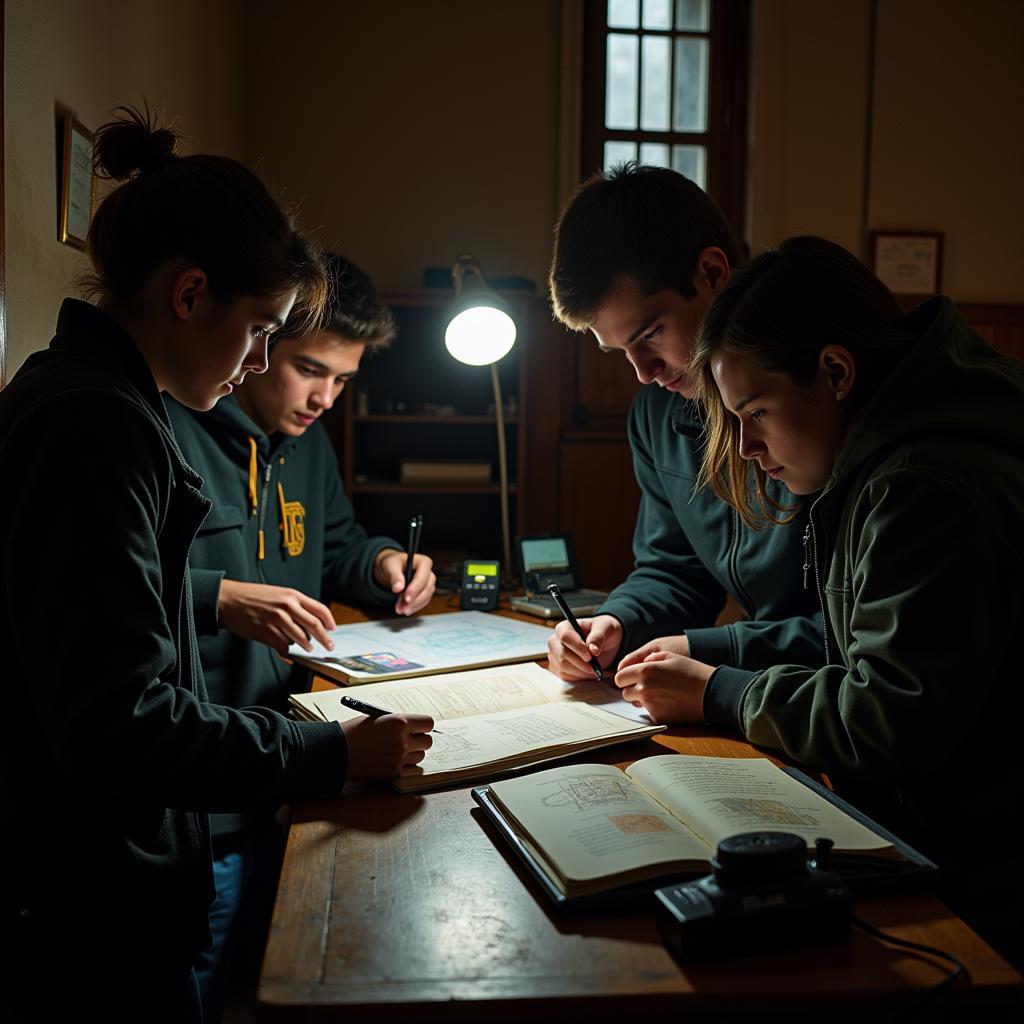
[443,254,517,366]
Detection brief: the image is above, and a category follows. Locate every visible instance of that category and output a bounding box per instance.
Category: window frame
[580,0,750,233]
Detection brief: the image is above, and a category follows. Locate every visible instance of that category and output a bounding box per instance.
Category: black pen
[546,583,609,686]
[339,693,442,733]
[404,513,423,588]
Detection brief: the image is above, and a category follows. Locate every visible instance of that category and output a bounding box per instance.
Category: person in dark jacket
[616,236,1024,967]
[0,107,433,1023]
[167,255,436,1017]
[546,164,821,681]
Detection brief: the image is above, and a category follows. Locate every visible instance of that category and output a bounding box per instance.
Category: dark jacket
[704,298,1024,878]
[166,395,399,834]
[598,385,823,666]
[0,300,348,978]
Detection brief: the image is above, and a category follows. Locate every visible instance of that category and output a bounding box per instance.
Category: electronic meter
[460,560,500,611]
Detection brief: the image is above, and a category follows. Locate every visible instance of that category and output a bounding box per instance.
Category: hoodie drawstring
[247,438,259,516]
[249,437,267,559]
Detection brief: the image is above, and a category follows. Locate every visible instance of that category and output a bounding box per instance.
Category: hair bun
[93,104,177,181]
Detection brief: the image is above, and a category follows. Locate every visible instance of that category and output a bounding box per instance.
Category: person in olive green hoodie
[167,255,436,1019]
[614,236,1024,967]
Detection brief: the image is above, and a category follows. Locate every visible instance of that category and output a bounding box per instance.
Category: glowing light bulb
[444,305,516,366]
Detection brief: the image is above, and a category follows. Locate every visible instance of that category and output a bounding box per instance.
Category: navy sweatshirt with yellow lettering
[167,395,401,834]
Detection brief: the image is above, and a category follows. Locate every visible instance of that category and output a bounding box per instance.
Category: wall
[3,0,244,377]
[746,0,1024,303]
[869,0,1024,302]
[5,2,1020,373]
[745,0,872,256]
[241,0,562,294]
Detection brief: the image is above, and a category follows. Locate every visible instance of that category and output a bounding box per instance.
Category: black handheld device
[460,560,500,611]
[654,832,853,961]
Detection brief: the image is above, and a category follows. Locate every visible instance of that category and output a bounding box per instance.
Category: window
[581,0,749,229]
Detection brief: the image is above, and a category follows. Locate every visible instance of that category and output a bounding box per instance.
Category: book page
[402,703,654,779]
[304,663,572,723]
[626,755,892,853]
[489,764,710,884]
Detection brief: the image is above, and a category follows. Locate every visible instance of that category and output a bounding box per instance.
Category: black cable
[852,913,966,1019]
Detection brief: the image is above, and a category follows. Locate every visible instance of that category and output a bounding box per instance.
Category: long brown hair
[692,236,917,529]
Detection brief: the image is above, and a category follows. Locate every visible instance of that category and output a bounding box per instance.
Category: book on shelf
[399,459,492,484]
[289,662,665,793]
[473,755,937,906]
[286,610,553,685]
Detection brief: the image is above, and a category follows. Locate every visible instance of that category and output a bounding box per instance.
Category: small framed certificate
[59,116,96,250]
[870,231,943,296]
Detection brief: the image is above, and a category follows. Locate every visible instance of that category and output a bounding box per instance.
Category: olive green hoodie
[704,297,1024,879]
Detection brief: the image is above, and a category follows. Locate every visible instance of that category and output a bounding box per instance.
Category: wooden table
[258,601,1024,1021]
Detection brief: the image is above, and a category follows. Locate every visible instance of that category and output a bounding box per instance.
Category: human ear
[170,267,209,321]
[692,247,730,294]
[819,346,856,401]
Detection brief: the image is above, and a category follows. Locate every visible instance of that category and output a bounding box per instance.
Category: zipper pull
[264,464,273,483]
[802,524,811,590]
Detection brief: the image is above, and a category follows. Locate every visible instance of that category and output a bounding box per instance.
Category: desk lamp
[444,253,517,574]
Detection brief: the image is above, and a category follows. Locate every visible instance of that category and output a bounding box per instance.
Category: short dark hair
[287,254,395,353]
[549,162,741,330]
[84,104,326,333]
[692,235,918,528]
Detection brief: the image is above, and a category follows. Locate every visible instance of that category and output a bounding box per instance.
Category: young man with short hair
[167,255,435,1019]
[546,164,821,686]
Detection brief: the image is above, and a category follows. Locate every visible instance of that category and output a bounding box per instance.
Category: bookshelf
[335,290,529,565]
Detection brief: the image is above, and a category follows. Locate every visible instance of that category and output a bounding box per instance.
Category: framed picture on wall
[869,231,944,297]
[59,116,96,250]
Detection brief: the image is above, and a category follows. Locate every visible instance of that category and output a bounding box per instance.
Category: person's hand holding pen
[373,514,436,615]
[338,694,436,780]
[547,613,623,682]
[545,584,619,690]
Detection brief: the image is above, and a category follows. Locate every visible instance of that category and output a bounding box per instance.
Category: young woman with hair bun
[0,106,433,1022]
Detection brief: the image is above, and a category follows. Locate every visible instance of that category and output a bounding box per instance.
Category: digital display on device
[519,538,570,574]
[466,562,498,577]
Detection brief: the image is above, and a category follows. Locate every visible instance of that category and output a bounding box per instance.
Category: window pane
[673,37,708,132]
[639,142,670,168]
[674,0,709,31]
[604,140,639,171]
[608,0,639,29]
[671,144,706,189]
[606,34,639,129]
[640,35,671,131]
[642,0,672,30]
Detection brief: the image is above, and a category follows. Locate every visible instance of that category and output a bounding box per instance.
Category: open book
[286,611,553,684]
[474,756,932,903]
[289,663,664,793]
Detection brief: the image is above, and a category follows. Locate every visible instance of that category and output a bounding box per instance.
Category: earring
[835,389,846,401]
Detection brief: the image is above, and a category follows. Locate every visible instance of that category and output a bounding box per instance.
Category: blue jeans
[194,821,285,1023]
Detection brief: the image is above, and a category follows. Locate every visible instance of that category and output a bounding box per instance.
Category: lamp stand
[491,363,512,576]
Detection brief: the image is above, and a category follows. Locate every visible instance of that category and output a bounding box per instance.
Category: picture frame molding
[59,115,95,251]
[869,229,944,297]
